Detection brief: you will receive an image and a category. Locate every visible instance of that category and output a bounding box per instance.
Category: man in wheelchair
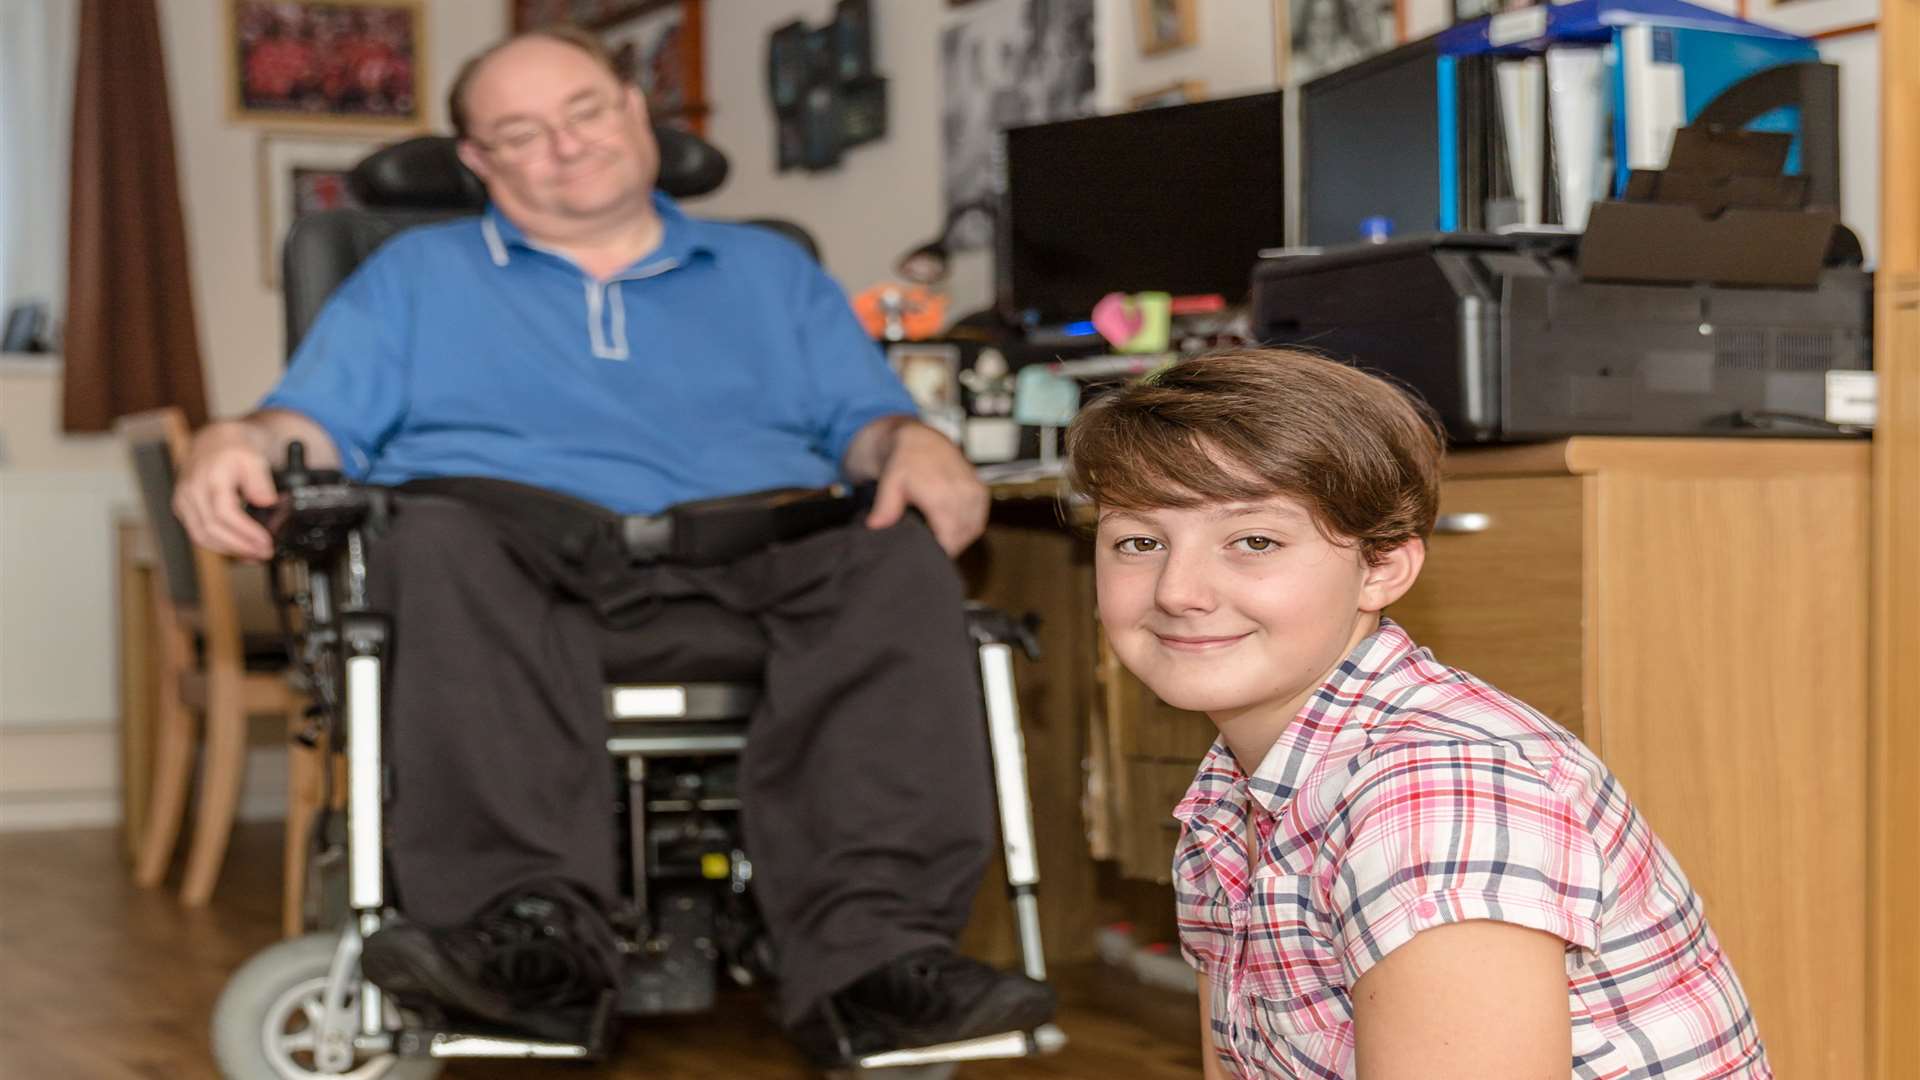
[175,27,1055,1067]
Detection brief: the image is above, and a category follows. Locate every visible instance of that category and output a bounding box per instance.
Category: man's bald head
[447,28,621,141]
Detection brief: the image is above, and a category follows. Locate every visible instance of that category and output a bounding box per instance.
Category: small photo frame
[258,133,383,287]
[1137,0,1199,55]
[888,343,963,417]
[601,0,709,133]
[229,0,425,127]
[1130,79,1206,109]
[508,0,656,32]
[1746,0,1876,36]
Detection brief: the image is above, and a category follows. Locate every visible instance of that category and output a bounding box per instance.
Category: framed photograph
[509,0,654,32]
[888,344,963,418]
[1137,0,1199,54]
[1130,79,1206,109]
[1451,0,1534,24]
[257,133,383,286]
[601,0,708,133]
[229,0,425,127]
[510,0,709,131]
[1289,0,1398,82]
[1746,0,1876,36]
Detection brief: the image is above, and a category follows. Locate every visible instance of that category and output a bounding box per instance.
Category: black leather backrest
[347,130,729,209]
[284,207,471,354]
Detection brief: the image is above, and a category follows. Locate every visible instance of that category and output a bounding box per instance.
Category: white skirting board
[0,727,290,833]
[0,466,289,832]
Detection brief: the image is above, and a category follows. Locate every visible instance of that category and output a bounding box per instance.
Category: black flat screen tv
[1001,91,1286,326]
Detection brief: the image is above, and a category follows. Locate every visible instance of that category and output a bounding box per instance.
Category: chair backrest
[283,129,817,354]
[117,408,241,647]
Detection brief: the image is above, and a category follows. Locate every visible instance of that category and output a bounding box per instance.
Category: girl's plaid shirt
[1173,619,1770,1079]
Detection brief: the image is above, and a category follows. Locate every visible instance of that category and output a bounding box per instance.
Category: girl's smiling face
[1095,495,1420,737]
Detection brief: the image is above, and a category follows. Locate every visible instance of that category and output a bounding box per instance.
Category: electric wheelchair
[208,133,1065,1078]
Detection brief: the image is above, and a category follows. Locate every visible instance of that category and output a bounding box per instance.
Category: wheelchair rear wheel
[212,933,442,1080]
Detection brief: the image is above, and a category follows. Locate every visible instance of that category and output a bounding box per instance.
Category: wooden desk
[1085,438,1875,1079]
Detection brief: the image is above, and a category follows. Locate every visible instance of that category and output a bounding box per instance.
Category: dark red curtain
[63,0,207,432]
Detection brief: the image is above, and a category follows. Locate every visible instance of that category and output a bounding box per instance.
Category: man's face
[457,38,659,227]
[1095,495,1402,726]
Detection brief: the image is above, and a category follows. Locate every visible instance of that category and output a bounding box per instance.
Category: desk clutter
[880,0,1873,450]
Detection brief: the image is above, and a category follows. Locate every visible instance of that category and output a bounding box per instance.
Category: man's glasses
[474,95,628,162]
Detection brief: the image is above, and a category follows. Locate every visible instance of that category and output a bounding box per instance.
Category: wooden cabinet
[1096,438,1873,1079]
[1395,439,1871,1080]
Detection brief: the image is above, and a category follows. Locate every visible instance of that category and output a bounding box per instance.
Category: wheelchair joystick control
[280,440,313,490]
[253,440,388,559]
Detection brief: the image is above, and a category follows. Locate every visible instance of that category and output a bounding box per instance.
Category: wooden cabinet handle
[1433,512,1493,535]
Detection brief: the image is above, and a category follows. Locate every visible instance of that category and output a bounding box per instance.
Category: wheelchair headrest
[348,127,731,210]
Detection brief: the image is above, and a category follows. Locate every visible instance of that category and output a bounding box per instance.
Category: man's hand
[173,420,282,562]
[855,419,989,556]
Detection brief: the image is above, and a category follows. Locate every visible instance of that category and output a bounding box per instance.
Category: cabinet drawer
[1099,632,1217,762]
[1388,476,1588,739]
[1121,759,1199,884]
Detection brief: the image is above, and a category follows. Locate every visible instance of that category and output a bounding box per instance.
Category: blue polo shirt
[261,194,914,515]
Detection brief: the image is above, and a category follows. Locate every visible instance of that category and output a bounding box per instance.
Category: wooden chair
[118,407,321,936]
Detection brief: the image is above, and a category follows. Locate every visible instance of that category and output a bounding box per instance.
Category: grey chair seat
[604,681,756,757]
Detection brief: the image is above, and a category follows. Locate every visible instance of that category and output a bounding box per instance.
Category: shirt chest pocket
[1235,871,1349,1035]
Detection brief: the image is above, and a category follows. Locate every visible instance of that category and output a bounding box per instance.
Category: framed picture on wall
[509,0,658,31]
[1747,0,1876,36]
[257,133,384,287]
[1288,0,1400,82]
[228,0,425,127]
[1450,0,1535,24]
[514,0,709,133]
[1137,0,1199,54]
[600,0,709,132]
[1130,79,1207,109]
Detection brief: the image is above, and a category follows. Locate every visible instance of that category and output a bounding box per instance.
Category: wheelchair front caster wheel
[211,932,443,1080]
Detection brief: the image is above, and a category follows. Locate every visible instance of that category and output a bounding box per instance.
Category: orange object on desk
[851,282,949,341]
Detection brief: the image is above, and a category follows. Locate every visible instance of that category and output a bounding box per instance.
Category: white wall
[695,0,1283,320]
[162,0,507,416]
[0,0,504,832]
[1819,30,1880,266]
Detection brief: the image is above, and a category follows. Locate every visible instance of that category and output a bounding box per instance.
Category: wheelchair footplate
[846,1022,1069,1070]
[392,989,618,1062]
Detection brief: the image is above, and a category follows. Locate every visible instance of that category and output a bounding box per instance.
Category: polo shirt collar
[478,190,715,273]
[1173,617,1421,829]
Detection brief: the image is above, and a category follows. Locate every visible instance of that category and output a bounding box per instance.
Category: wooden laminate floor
[0,824,1202,1079]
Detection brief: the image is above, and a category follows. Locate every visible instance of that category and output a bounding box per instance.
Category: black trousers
[365,494,994,1024]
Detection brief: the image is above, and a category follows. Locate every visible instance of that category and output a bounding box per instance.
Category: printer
[1250,230,1871,443]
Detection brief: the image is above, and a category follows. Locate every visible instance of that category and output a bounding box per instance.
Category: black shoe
[360,886,618,1047]
[793,947,1057,1064]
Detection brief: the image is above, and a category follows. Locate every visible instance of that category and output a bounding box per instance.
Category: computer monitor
[1300,39,1447,246]
[1001,91,1287,326]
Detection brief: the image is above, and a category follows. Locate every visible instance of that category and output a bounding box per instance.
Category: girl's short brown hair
[1065,349,1446,564]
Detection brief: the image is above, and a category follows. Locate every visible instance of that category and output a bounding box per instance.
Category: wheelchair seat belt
[396,476,871,568]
